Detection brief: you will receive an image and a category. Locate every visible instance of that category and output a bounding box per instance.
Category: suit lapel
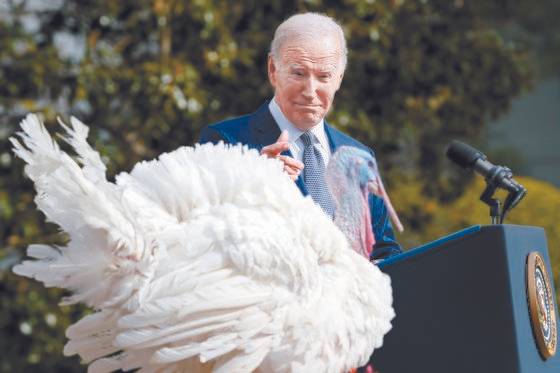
[324,121,344,153]
[248,102,309,195]
[248,102,281,150]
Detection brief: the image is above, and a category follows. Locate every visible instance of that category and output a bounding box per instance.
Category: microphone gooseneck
[446,140,527,224]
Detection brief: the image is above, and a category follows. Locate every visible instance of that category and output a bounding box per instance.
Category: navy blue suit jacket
[199,102,402,259]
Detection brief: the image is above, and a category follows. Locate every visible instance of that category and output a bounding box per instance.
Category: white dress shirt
[268,98,331,164]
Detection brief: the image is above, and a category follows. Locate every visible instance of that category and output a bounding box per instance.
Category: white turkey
[11,113,396,373]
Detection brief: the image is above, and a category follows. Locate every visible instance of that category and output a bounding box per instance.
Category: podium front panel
[370,225,560,373]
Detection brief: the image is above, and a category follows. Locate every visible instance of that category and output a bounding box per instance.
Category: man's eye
[292,71,304,77]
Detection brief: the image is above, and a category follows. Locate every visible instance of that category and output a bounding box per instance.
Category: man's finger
[261,142,289,157]
[287,173,300,181]
[278,155,304,170]
[284,164,302,174]
[261,130,290,158]
[283,165,302,181]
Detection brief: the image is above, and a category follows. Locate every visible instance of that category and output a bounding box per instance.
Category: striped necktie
[300,131,335,218]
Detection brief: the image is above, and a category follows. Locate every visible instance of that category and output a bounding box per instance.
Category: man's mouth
[294,102,321,108]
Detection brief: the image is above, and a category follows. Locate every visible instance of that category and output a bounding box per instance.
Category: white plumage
[11,114,394,373]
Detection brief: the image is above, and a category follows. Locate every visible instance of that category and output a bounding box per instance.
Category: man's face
[268,35,344,131]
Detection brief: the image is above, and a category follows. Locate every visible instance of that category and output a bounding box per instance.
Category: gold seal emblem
[527,252,557,359]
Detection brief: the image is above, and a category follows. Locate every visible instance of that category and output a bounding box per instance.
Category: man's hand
[261,130,304,181]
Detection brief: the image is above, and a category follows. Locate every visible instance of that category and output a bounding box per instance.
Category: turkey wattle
[11,114,395,373]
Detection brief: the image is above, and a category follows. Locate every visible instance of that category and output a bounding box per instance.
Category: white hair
[269,12,348,71]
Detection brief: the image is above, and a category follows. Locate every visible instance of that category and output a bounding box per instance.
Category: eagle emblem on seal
[527,252,558,359]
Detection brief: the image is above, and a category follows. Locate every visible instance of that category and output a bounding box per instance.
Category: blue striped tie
[300,131,335,218]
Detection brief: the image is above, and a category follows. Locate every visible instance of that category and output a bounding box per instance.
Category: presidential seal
[526,251,557,359]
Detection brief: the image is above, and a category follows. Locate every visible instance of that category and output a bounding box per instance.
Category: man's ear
[268,54,277,88]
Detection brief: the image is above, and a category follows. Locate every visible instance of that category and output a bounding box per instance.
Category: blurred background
[0,0,559,371]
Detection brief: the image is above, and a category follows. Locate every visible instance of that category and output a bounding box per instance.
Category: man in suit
[199,12,401,259]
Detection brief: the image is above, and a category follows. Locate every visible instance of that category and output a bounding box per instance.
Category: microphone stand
[480,183,502,224]
[478,166,527,225]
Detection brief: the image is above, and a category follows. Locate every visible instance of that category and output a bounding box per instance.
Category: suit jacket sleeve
[366,147,402,260]
[369,194,402,260]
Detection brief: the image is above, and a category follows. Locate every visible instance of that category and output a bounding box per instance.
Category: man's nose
[301,76,318,98]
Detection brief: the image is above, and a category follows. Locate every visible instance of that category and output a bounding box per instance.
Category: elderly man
[199,12,401,259]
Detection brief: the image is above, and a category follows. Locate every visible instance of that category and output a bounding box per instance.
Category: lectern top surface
[378,225,481,268]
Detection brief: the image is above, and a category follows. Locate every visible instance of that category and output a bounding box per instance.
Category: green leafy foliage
[0,0,551,370]
[469,0,560,77]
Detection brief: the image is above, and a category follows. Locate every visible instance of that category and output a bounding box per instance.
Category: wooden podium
[368,225,560,373]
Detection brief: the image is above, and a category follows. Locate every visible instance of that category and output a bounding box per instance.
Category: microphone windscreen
[446,141,486,169]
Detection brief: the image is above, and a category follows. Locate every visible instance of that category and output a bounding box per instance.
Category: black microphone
[446,141,527,211]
